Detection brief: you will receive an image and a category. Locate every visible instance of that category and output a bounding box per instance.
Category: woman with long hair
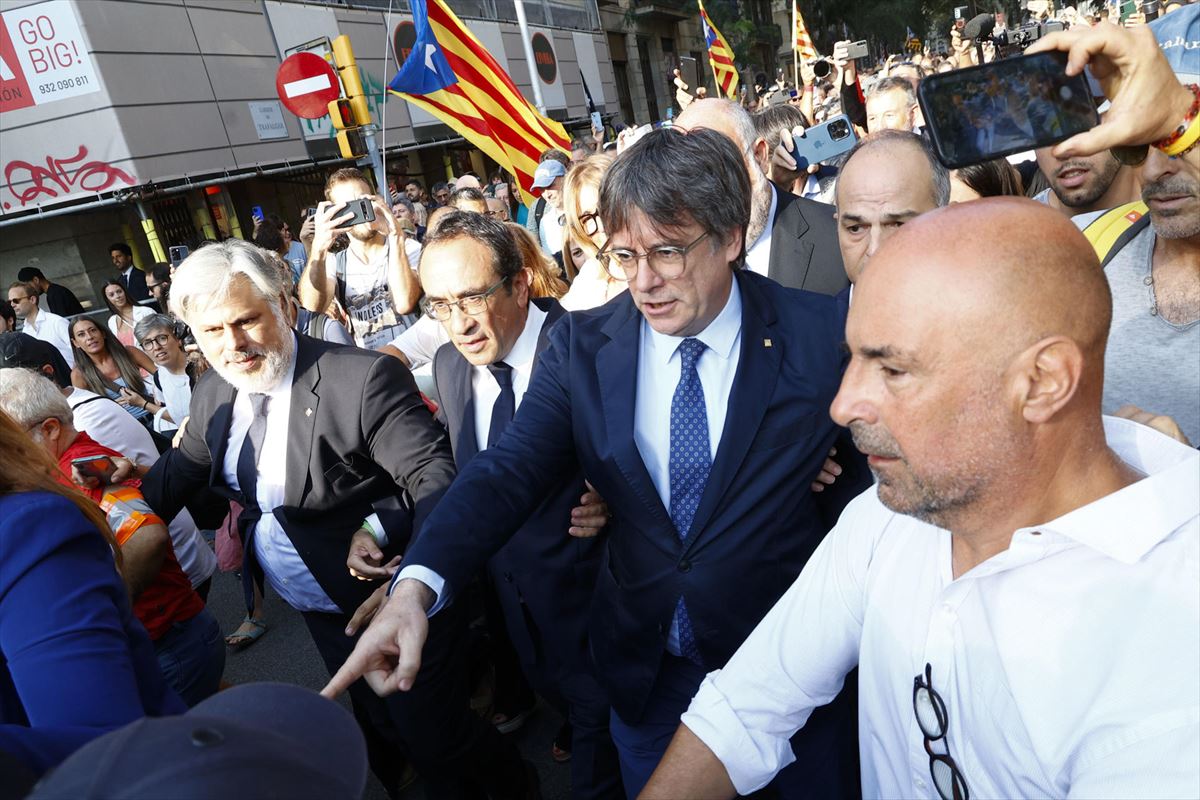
[0,408,184,777]
[560,153,626,311]
[69,317,157,426]
[102,280,154,349]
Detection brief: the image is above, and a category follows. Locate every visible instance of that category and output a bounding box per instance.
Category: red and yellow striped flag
[698,0,738,100]
[794,1,819,60]
[387,0,569,205]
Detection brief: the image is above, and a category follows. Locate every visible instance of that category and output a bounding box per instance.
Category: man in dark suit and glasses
[327,128,870,797]
[139,240,533,799]
[414,211,621,798]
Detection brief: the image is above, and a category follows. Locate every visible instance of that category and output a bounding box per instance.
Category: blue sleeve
[0,493,180,774]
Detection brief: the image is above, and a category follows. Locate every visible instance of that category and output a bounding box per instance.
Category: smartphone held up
[918,51,1099,169]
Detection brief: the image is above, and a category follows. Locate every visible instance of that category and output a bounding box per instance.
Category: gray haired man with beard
[139,240,535,798]
[1072,144,1200,444]
[676,98,847,296]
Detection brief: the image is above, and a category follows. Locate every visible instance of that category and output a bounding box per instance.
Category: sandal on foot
[551,722,572,763]
[225,616,268,651]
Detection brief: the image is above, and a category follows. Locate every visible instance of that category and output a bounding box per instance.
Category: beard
[210,315,295,394]
[1052,156,1121,208]
[1143,174,1200,239]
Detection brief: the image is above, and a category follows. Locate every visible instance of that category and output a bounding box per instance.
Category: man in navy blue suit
[326,128,870,797]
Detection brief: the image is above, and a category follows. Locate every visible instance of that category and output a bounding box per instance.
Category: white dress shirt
[634,280,742,655]
[682,416,1200,798]
[743,186,779,278]
[23,308,74,368]
[472,302,546,451]
[397,302,549,610]
[221,344,340,613]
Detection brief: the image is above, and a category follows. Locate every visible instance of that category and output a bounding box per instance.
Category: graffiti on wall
[2,144,135,211]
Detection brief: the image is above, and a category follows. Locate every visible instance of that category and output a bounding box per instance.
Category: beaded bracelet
[1153,83,1200,157]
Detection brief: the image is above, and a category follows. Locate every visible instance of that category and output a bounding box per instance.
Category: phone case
[792,115,858,170]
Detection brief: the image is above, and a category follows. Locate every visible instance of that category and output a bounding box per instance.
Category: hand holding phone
[333,197,376,230]
[71,455,118,487]
[790,115,858,170]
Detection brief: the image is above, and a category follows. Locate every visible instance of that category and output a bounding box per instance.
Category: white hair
[0,367,73,430]
[169,239,288,327]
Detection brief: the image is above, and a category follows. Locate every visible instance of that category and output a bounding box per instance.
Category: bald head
[676,98,756,152]
[832,198,1112,529]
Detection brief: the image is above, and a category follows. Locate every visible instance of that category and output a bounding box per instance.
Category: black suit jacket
[767,188,849,297]
[432,297,601,671]
[142,334,457,615]
[404,271,871,722]
[119,267,151,305]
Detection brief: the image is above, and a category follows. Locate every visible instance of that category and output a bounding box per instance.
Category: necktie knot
[249,393,270,417]
[676,338,706,370]
[487,361,513,390]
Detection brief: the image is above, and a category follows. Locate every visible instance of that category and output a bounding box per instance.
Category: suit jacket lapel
[767,189,815,288]
[685,272,781,551]
[204,382,237,487]
[448,353,480,469]
[596,296,675,534]
[285,337,321,508]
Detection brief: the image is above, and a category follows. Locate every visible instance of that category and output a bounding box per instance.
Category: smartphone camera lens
[829,120,850,140]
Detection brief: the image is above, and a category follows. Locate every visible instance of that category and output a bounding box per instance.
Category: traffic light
[328,98,367,159]
[331,35,372,127]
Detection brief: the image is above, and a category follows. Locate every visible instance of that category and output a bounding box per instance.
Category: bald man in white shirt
[643,198,1200,799]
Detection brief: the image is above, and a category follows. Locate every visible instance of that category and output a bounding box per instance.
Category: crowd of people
[1,8,1197,800]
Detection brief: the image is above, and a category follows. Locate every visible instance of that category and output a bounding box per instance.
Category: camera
[991,19,1064,54]
[827,118,852,141]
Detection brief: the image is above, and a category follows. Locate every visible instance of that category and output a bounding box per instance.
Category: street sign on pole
[275,52,340,119]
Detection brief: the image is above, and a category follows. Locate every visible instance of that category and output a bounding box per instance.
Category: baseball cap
[530,159,567,195]
[0,332,71,388]
[28,683,368,800]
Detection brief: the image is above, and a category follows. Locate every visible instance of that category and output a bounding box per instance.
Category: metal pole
[513,0,547,114]
[361,125,390,203]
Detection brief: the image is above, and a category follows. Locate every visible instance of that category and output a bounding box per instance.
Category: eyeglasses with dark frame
[913,663,970,800]
[8,296,31,305]
[421,275,510,321]
[596,231,710,282]
[140,332,174,350]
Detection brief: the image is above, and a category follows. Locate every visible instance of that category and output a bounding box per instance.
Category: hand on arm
[1113,405,1192,446]
[321,577,434,697]
[810,446,842,493]
[569,480,610,538]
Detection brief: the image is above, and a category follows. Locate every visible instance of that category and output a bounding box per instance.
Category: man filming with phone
[299,168,422,350]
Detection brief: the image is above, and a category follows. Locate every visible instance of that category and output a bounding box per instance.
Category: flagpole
[513,0,548,115]
[792,2,799,91]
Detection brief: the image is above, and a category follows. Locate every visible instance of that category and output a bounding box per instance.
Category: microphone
[962,12,996,40]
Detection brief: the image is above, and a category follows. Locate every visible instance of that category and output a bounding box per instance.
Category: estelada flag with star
[387,0,569,205]
[794,1,819,60]
[698,0,739,100]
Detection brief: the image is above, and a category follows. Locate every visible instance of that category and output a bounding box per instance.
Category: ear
[721,227,745,266]
[752,136,771,174]
[1012,336,1084,425]
[515,268,532,306]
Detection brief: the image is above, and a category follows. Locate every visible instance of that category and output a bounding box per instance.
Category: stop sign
[276,53,340,119]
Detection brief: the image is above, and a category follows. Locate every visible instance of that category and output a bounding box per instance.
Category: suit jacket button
[677,559,691,573]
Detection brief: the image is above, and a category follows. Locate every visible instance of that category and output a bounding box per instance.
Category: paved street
[207,570,571,800]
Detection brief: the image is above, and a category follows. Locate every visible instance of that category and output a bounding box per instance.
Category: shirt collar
[643,277,742,368]
[1027,416,1200,564]
[746,185,779,255]
[492,301,547,373]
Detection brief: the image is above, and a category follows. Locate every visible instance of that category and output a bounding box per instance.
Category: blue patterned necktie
[669,338,709,665]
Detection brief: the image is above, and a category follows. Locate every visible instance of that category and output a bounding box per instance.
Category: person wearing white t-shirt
[133,313,194,433]
[298,168,422,350]
[642,200,1200,800]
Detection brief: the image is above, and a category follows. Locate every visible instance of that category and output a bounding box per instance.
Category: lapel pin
[305,408,313,417]
[763,338,772,348]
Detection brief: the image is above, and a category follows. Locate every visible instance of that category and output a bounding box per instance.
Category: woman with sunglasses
[559,153,628,311]
[69,317,157,427]
[101,280,154,350]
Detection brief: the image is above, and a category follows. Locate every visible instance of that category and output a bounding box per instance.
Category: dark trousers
[610,653,859,799]
[303,600,529,800]
[533,664,622,800]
